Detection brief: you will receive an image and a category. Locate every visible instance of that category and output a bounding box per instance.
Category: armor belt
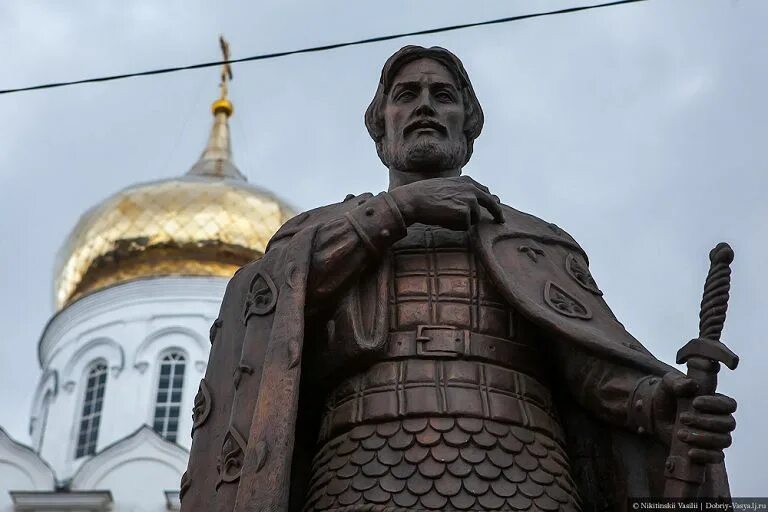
[387,325,545,381]
[318,356,562,445]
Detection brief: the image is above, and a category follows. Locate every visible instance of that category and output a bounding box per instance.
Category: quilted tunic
[304,226,581,511]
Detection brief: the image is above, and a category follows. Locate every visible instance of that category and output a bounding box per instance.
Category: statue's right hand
[389,176,504,230]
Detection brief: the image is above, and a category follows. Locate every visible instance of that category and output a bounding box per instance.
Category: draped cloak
[181,194,730,512]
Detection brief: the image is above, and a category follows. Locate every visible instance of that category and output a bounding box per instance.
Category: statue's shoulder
[265,192,375,251]
[496,202,585,256]
[225,194,375,298]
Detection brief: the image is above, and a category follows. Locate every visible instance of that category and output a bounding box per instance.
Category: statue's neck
[387,167,461,190]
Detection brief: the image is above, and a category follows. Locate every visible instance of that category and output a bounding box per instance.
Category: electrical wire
[0,0,649,96]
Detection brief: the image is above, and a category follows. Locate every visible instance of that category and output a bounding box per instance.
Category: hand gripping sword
[663,243,739,497]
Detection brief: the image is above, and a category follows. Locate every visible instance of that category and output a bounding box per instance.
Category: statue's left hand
[652,372,737,464]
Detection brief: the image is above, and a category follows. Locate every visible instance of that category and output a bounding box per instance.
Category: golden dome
[54,92,295,310]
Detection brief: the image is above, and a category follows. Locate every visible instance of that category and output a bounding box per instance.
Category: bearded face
[379,58,467,174]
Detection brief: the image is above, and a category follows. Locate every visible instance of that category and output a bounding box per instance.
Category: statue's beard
[382,136,466,173]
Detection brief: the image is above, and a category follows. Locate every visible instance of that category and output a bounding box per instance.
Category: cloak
[181,194,730,512]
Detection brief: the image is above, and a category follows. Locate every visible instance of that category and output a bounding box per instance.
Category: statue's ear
[461,86,484,142]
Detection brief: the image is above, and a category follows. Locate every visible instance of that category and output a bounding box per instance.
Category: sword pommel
[709,242,734,266]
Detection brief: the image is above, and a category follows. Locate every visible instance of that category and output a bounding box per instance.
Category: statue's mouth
[404,118,447,137]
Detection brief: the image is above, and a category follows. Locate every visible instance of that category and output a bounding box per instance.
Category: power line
[0,0,649,96]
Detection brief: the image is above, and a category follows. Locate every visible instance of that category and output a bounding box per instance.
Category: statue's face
[381,58,467,173]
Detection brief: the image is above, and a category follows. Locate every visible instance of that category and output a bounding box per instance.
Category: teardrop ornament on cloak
[565,253,602,295]
[544,281,592,320]
[179,471,192,502]
[242,271,278,323]
[218,426,248,487]
[191,379,212,435]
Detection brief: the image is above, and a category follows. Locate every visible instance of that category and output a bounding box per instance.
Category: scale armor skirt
[303,417,581,512]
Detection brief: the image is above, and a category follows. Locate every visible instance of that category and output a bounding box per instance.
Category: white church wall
[0,429,55,512]
[28,276,225,484]
[28,370,57,453]
[71,427,188,512]
[136,330,203,451]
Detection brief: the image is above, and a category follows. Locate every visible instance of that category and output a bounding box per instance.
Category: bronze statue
[181,46,737,512]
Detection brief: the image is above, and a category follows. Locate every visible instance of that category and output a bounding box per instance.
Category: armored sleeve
[556,342,661,439]
[303,192,406,311]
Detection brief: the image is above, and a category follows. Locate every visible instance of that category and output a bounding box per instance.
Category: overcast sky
[1,0,765,495]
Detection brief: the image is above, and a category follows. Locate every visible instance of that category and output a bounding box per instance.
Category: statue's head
[365,46,484,174]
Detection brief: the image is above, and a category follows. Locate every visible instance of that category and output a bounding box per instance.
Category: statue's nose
[413,90,436,117]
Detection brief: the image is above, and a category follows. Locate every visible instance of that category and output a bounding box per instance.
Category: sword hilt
[664,243,738,497]
[676,243,738,393]
[699,243,735,342]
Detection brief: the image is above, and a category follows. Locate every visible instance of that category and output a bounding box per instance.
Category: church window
[75,362,108,458]
[153,352,186,442]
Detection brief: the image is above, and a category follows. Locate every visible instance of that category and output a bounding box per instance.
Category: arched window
[153,352,186,442]
[75,362,107,458]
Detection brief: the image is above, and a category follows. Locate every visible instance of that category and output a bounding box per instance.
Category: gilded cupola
[53,37,295,310]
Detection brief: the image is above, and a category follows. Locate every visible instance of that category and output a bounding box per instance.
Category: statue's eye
[435,91,454,103]
[395,90,416,102]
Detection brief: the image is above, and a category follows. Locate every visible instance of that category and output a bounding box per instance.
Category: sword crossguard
[676,338,739,371]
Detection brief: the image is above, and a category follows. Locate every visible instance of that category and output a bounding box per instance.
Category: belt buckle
[415,325,468,357]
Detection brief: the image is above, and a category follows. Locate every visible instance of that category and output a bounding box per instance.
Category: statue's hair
[364,45,484,167]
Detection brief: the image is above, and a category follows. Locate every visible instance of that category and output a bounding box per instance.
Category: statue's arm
[271,193,407,311]
[555,341,661,440]
[273,176,500,313]
[555,334,736,461]
[286,176,502,313]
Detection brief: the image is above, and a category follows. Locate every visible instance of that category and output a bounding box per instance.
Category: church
[0,47,294,511]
